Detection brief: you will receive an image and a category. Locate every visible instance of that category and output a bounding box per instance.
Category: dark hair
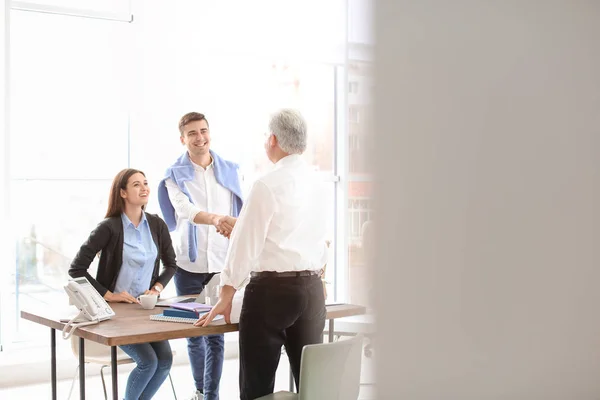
[178,112,209,135]
[105,168,146,218]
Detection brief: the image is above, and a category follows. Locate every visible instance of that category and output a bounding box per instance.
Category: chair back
[298,335,363,400]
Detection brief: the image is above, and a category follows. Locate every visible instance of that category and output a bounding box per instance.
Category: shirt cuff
[187,206,203,225]
[220,269,247,290]
[219,270,234,288]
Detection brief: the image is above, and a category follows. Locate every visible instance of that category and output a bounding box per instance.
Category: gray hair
[268,109,307,154]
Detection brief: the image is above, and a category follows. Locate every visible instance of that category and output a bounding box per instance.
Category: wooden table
[21,302,365,400]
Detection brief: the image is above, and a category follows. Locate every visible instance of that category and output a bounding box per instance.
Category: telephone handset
[62,277,115,339]
[65,280,99,319]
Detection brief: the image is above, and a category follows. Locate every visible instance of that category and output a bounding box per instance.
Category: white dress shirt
[165,159,232,273]
[220,154,330,289]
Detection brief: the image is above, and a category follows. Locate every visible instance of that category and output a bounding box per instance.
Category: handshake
[213,215,237,238]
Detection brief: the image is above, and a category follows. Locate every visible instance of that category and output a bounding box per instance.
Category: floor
[0,350,376,399]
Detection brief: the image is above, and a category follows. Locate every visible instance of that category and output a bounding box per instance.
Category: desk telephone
[62,277,115,339]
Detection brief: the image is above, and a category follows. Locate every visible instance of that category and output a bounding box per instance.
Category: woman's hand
[104,290,139,304]
[144,282,163,296]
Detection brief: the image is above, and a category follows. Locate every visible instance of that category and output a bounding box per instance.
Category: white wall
[374,1,600,399]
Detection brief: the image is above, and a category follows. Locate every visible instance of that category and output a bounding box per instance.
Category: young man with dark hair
[158,112,243,400]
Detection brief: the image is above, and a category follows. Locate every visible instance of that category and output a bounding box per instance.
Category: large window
[347,60,374,308]
[5,10,129,346]
[3,6,344,349]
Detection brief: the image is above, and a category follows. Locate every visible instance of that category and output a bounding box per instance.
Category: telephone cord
[62,310,99,340]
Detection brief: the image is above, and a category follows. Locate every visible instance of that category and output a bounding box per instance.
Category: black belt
[250,270,321,278]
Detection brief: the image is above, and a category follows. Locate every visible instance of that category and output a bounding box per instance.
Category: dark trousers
[174,268,224,400]
[238,274,326,400]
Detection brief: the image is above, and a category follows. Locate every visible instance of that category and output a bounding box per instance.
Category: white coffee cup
[138,294,158,310]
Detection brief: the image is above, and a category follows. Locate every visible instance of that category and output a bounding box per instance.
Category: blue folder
[163,308,205,319]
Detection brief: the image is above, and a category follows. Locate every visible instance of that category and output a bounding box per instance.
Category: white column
[335,63,349,302]
[333,0,350,302]
[374,1,600,398]
[0,0,9,350]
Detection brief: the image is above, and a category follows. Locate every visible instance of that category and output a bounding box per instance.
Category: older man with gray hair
[197,109,330,400]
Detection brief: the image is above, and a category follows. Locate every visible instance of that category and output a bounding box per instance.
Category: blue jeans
[119,341,173,400]
[174,268,224,400]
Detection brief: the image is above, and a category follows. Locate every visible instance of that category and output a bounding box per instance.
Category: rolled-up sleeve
[220,180,275,289]
[164,178,203,224]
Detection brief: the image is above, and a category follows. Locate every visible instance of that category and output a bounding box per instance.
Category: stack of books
[151,302,218,324]
[166,302,213,317]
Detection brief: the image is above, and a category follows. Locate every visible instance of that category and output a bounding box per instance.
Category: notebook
[171,302,213,313]
[156,295,199,307]
[150,313,223,324]
[164,308,206,319]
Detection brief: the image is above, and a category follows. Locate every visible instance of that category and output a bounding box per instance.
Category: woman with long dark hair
[69,168,178,399]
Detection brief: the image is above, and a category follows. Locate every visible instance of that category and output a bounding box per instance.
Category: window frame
[10,0,133,22]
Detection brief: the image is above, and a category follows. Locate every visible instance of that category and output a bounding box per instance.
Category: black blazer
[68,213,178,296]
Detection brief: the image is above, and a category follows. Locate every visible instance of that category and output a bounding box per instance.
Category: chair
[324,314,376,357]
[257,335,364,400]
[68,335,178,400]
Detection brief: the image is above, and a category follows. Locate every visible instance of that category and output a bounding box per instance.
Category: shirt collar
[121,212,147,229]
[189,154,214,171]
[274,154,303,169]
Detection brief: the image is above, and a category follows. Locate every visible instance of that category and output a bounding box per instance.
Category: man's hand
[214,215,237,238]
[195,298,233,326]
[194,285,236,326]
[104,290,139,304]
